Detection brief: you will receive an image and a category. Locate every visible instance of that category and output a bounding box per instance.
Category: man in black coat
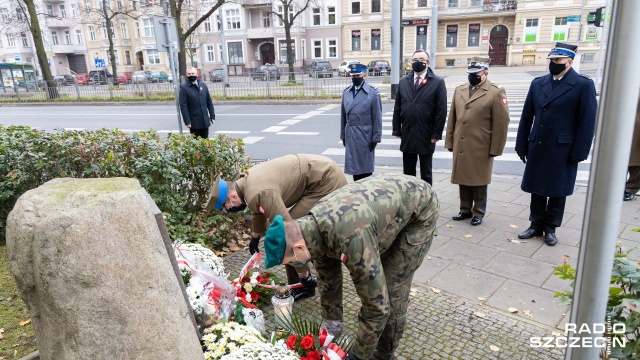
[179,67,216,139]
[392,50,447,185]
[515,43,597,246]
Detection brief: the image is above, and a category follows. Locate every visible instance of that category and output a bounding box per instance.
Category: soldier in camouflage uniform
[264,173,439,360]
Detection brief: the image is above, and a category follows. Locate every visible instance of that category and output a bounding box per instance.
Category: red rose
[256,276,265,283]
[300,334,314,350]
[242,277,250,283]
[286,335,297,350]
[250,291,259,301]
[299,356,308,360]
[261,271,270,278]
[306,351,321,360]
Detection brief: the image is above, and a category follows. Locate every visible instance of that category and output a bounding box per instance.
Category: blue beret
[349,63,367,75]
[264,215,286,268]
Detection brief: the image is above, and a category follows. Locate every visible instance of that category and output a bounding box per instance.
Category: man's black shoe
[291,275,317,302]
[452,212,473,221]
[545,233,558,246]
[624,192,635,201]
[518,227,543,239]
[471,216,482,226]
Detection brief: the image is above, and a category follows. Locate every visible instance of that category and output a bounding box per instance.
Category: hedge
[0,125,250,248]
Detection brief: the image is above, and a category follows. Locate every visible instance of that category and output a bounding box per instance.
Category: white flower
[245,293,252,303]
[243,283,253,292]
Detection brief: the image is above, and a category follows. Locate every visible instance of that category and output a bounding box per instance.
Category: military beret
[204,179,228,211]
[548,42,578,59]
[264,215,286,268]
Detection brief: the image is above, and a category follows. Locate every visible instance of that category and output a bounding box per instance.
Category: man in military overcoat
[205,154,348,300]
[515,42,597,246]
[263,173,440,360]
[341,63,383,181]
[445,57,510,226]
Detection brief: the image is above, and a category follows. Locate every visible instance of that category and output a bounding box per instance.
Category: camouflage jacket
[296,173,439,359]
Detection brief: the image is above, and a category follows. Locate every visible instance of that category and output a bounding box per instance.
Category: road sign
[14,53,20,62]
[152,15,180,53]
[567,15,581,23]
[94,58,105,68]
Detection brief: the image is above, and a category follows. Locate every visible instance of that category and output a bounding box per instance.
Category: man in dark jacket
[515,43,597,246]
[392,49,447,185]
[179,67,215,139]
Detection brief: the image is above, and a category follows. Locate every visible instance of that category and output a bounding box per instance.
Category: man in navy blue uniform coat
[179,67,216,139]
[515,42,597,246]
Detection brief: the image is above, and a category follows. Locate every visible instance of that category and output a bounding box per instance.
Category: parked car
[337,60,361,76]
[132,70,152,83]
[367,60,390,76]
[209,69,225,82]
[307,60,333,78]
[251,65,281,81]
[88,70,113,85]
[116,72,133,84]
[54,75,75,86]
[75,73,89,85]
[168,73,173,83]
[150,71,169,83]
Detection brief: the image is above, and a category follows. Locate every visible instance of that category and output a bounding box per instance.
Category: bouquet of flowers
[273,317,353,360]
[202,321,296,360]
[232,270,277,309]
[218,342,299,360]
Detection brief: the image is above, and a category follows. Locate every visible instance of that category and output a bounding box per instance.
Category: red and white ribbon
[318,327,335,347]
[321,343,347,360]
[255,282,303,290]
[239,252,262,280]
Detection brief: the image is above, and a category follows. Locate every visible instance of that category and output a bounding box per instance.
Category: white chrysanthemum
[243,283,253,292]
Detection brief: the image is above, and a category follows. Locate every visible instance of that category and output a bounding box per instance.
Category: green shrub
[0,126,251,247]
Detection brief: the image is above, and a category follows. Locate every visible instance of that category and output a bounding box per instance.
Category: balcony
[483,0,517,12]
[45,16,74,28]
[240,0,271,7]
[247,27,273,39]
[50,44,76,54]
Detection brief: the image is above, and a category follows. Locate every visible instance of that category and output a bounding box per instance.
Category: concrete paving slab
[429,239,499,269]
[531,243,579,267]
[477,229,543,258]
[413,256,452,284]
[481,213,532,235]
[429,263,507,300]
[482,252,554,287]
[485,279,568,328]
[619,224,640,242]
[555,227,583,248]
[488,180,521,192]
[616,238,640,262]
[430,234,452,252]
[511,192,531,206]
[437,221,495,244]
[541,272,572,294]
[486,199,528,217]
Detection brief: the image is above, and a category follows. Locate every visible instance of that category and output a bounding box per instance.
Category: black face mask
[468,74,483,86]
[187,75,198,82]
[227,203,247,213]
[352,76,364,86]
[412,61,427,73]
[549,62,567,76]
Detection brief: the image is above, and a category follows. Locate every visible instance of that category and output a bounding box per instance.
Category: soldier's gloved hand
[249,236,260,255]
[369,142,377,151]
[517,152,527,164]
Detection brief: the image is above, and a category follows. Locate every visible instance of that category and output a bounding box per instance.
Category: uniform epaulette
[579,74,591,79]
[343,85,351,92]
[456,83,466,88]
[533,75,545,80]
[491,83,501,89]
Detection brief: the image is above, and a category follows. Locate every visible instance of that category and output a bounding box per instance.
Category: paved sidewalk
[223,167,640,359]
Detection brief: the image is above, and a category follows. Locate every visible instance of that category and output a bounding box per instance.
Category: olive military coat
[444,79,510,186]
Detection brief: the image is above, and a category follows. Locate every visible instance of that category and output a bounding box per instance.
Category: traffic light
[594,7,604,27]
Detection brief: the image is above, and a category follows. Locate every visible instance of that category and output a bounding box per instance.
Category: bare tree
[272,0,313,82]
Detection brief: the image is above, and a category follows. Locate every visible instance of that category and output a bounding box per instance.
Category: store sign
[402,18,428,26]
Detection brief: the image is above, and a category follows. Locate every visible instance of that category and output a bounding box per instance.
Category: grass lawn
[0,244,37,358]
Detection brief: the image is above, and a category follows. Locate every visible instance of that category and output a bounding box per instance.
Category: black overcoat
[179,81,215,129]
[515,68,597,197]
[392,68,447,154]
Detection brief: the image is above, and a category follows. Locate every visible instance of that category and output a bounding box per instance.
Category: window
[277,6,293,26]
[228,41,243,63]
[121,22,129,39]
[21,33,28,47]
[261,12,270,27]
[0,8,8,22]
[327,6,335,24]
[525,18,539,43]
[583,53,595,62]
[59,5,66,17]
[108,50,119,65]
[313,40,322,58]
[553,17,568,41]
[226,9,240,29]
[218,44,223,62]
[216,14,221,31]
[468,23,480,46]
[64,30,71,44]
[52,31,59,45]
[204,18,211,32]
[371,29,381,50]
[76,29,83,44]
[351,30,361,51]
[16,8,23,20]
[206,45,215,62]
[89,26,96,41]
[448,0,458,7]
[117,0,123,10]
[416,26,427,50]
[135,22,140,38]
[125,50,132,65]
[327,39,337,58]
[301,39,306,59]
[418,0,428,7]
[446,25,457,47]
[71,4,78,17]
[7,34,16,47]
[371,0,380,13]
[351,0,360,14]
[102,23,107,39]
[278,39,295,64]
[445,59,454,67]
[147,49,160,64]
[84,0,90,13]
[46,4,54,16]
[312,8,320,26]
[470,0,482,5]
[143,18,154,37]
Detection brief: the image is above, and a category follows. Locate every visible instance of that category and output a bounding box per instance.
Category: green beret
[264,215,286,268]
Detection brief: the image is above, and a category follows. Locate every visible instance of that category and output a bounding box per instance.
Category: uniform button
[540,125,544,128]
[465,105,470,109]
[538,141,542,144]
[543,108,547,111]
[463,122,467,124]
[460,150,463,153]
[462,136,465,139]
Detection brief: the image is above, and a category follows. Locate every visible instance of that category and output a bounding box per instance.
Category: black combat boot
[291,275,317,302]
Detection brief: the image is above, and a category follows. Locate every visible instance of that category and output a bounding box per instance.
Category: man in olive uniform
[205,154,348,300]
[341,63,383,181]
[263,173,440,360]
[445,57,510,226]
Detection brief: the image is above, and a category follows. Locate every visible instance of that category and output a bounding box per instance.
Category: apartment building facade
[0,0,87,76]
